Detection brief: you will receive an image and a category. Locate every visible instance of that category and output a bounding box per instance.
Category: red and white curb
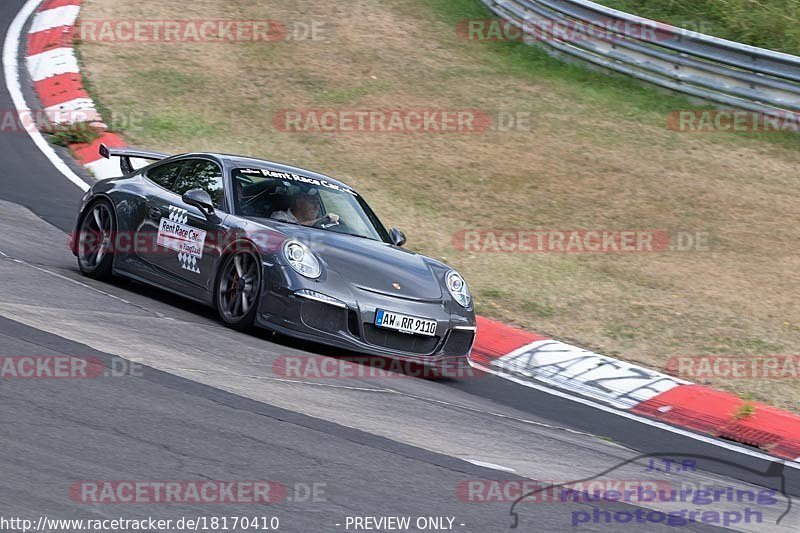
[471,316,800,462]
[17,0,800,465]
[25,0,125,180]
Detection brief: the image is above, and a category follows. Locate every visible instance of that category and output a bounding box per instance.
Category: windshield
[231,168,390,242]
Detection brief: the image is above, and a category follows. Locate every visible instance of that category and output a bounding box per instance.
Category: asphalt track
[0,1,798,531]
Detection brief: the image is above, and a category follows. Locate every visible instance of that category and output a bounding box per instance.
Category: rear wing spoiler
[99,143,170,174]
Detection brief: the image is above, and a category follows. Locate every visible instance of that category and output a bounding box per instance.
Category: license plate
[374,309,437,336]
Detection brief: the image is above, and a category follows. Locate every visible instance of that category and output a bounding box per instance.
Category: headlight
[283,240,321,279]
[446,270,471,308]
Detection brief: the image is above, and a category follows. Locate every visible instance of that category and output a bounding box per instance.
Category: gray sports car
[71,144,476,363]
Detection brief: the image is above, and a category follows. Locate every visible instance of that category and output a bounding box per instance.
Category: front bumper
[256,267,476,363]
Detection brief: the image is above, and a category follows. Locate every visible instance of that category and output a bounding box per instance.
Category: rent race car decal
[236,168,357,195]
[157,206,206,273]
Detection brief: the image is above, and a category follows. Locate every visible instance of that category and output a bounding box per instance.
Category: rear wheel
[76,199,115,279]
[215,250,261,329]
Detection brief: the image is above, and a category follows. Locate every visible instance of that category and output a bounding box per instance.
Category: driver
[272,189,339,227]
[232,175,252,214]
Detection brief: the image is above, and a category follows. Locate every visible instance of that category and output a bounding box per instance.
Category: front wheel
[215,250,262,329]
[76,199,115,279]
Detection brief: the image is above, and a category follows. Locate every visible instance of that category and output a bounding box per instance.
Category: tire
[215,249,262,330]
[76,199,115,280]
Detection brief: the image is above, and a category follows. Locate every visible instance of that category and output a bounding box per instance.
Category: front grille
[442,329,475,355]
[363,324,440,355]
[300,300,346,334]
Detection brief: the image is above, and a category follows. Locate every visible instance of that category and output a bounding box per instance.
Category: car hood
[320,235,444,300]
[249,220,445,300]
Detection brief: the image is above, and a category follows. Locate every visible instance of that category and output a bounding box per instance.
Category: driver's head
[232,176,248,205]
[292,190,321,222]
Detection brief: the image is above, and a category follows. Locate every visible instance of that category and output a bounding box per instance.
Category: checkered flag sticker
[178,252,200,273]
[168,205,188,225]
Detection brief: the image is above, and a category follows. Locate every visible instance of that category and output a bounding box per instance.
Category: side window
[172,159,226,210]
[145,161,184,189]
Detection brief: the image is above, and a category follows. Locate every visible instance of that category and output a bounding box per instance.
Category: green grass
[734,402,756,420]
[606,324,637,340]
[424,0,692,117]
[133,67,210,97]
[420,0,800,148]
[139,112,228,143]
[521,300,555,318]
[313,80,394,104]
[50,122,100,146]
[601,0,800,56]
[700,336,785,354]
[479,288,510,300]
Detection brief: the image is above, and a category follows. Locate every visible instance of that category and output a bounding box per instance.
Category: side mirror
[182,189,215,218]
[389,227,406,247]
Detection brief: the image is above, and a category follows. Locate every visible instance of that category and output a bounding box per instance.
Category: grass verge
[600,0,800,56]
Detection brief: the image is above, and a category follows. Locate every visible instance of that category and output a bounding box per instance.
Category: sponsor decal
[234,168,356,195]
[157,206,206,273]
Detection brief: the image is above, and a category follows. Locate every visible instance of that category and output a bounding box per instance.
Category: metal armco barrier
[481,0,800,115]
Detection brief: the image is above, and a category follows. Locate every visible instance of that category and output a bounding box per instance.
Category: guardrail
[480,0,800,116]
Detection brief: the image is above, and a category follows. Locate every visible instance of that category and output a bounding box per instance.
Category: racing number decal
[156,206,207,274]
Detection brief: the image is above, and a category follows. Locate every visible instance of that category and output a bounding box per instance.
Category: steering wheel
[314,213,341,229]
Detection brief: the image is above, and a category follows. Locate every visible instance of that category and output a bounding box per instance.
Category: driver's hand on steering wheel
[316,212,340,229]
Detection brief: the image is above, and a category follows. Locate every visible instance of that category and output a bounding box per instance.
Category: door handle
[148,206,162,219]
